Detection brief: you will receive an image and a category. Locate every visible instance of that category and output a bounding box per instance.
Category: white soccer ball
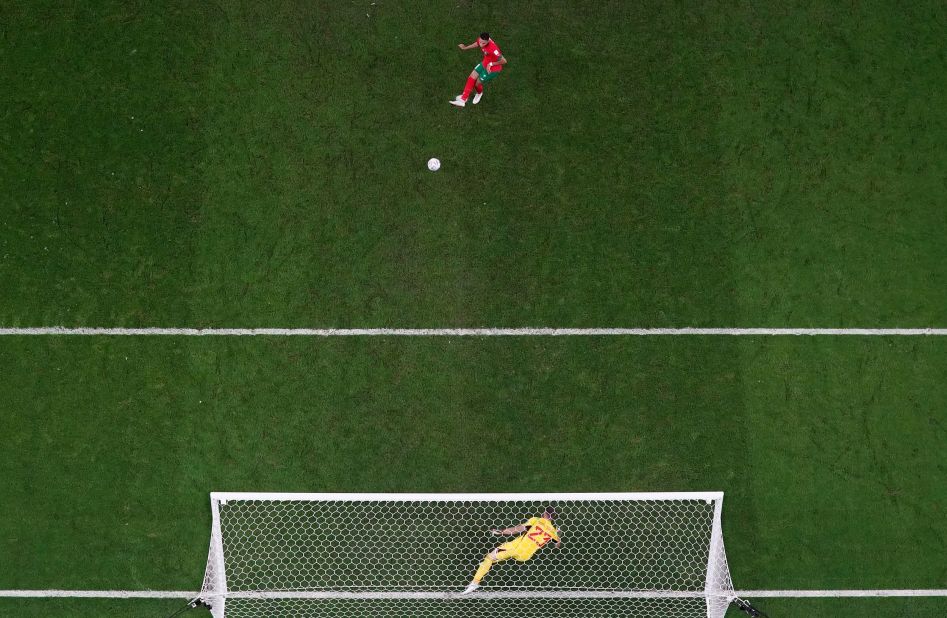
[427,157,441,172]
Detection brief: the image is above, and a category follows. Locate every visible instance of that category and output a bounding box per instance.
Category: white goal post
[199,492,736,618]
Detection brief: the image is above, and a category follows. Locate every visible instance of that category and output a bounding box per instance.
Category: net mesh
[200,494,734,618]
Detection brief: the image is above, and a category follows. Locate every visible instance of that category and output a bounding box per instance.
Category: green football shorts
[475,63,502,84]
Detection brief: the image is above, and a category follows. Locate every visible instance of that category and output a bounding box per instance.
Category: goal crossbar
[211,491,725,502]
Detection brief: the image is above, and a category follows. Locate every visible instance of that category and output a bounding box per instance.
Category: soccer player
[462,506,561,594]
[450,32,507,107]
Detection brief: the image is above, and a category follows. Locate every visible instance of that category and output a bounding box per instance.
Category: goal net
[199,492,735,618]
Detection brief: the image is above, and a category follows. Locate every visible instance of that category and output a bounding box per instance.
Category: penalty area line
[1,589,946,599]
[0,327,946,337]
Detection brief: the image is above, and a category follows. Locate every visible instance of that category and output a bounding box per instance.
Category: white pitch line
[0,327,946,337]
[218,590,710,600]
[0,590,195,598]
[1,589,946,599]
[743,589,947,598]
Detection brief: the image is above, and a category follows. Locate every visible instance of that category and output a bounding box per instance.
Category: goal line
[1,589,945,599]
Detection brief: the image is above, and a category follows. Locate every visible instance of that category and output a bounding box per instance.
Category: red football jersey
[481,39,503,72]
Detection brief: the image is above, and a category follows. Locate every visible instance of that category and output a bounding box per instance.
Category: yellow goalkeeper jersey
[508,516,560,560]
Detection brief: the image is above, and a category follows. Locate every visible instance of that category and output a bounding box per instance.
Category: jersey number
[527,528,552,547]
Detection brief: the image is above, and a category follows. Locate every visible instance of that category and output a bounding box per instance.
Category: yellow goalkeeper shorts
[495,539,536,562]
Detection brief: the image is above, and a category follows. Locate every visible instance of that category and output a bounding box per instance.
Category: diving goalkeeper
[462,506,562,594]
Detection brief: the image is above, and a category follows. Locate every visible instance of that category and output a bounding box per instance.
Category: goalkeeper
[462,506,562,594]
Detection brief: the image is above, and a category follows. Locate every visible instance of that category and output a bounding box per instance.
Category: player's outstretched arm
[457,40,479,50]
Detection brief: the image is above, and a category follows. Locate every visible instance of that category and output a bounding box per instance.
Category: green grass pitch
[1,1,946,616]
